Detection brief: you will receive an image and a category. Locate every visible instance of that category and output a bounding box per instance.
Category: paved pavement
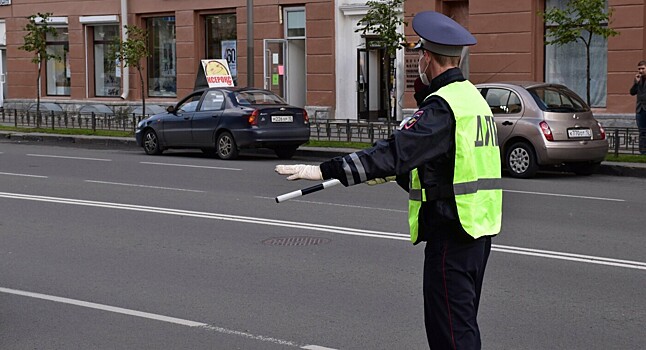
[1,130,646,178]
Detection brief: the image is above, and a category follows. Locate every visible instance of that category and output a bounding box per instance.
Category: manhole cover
[262,236,331,246]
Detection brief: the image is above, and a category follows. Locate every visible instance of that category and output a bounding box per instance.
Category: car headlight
[137,120,146,129]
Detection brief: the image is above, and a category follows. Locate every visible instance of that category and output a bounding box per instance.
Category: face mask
[418,54,430,86]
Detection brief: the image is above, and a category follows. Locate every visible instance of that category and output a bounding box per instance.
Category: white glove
[365,176,396,186]
[275,164,323,181]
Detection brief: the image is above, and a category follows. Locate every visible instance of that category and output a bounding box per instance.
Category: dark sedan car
[135,87,310,160]
[476,82,608,178]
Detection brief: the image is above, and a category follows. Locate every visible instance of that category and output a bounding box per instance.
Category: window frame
[147,16,177,98]
[45,27,70,97]
[92,25,121,97]
[543,0,610,108]
[204,13,238,85]
[283,7,306,39]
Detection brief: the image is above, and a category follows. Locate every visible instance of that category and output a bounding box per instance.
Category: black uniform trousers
[423,226,492,350]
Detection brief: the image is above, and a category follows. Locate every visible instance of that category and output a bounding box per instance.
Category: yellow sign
[201,59,234,87]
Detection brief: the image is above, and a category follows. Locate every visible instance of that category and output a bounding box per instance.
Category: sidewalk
[2,130,646,178]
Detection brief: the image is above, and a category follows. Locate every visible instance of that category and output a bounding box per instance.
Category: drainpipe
[120,0,129,100]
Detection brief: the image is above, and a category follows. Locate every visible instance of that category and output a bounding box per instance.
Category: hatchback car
[476,82,608,178]
[135,87,310,160]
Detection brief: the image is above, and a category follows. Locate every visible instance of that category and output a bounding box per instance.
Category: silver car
[476,82,609,178]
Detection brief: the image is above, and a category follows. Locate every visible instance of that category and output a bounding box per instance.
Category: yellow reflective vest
[408,81,502,244]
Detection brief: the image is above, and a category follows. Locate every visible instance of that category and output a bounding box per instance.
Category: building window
[46,28,70,96]
[285,9,305,38]
[544,0,608,107]
[148,16,176,97]
[94,25,120,97]
[205,14,237,85]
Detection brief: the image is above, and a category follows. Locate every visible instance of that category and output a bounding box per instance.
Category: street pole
[247,0,254,87]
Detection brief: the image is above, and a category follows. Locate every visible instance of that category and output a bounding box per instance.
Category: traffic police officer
[276,11,502,349]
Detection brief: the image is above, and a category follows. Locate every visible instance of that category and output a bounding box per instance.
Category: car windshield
[235,90,286,105]
[528,86,589,112]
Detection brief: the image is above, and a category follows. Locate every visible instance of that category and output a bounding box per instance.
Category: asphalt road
[0,141,644,349]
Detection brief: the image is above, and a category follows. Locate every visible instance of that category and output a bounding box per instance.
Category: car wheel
[506,142,538,178]
[143,129,163,155]
[570,162,601,176]
[274,146,298,159]
[216,131,239,160]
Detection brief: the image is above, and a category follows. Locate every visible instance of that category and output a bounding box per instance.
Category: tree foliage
[18,12,61,124]
[355,0,407,122]
[541,0,619,105]
[111,25,150,116]
[355,0,407,58]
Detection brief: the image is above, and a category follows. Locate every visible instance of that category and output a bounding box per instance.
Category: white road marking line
[27,154,112,162]
[254,196,407,213]
[0,191,643,271]
[85,180,205,193]
[140,161,241,171]
[504,189,624,202]
[0,287,337,350]
[494,244,646,268]
[0,172,48,178]
[0,191,406,239]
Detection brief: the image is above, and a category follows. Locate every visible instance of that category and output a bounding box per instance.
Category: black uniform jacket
[630,77,646,113]
[320,68,472,243]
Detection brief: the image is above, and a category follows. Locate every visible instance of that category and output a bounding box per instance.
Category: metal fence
[2,108,644,155]
[0,108,146,133]
[605,127,645,156]
[309,119,398,144]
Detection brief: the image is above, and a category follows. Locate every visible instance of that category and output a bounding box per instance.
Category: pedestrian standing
[275,11,502,349]
[629,60,646,154]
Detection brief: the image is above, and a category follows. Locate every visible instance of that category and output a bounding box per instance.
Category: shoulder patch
[403,110,424,130]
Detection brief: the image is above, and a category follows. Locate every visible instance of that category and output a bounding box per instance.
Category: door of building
[263,39,287,99]
[357,47,387,121]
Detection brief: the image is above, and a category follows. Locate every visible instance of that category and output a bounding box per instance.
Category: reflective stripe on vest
[408,81,502,244]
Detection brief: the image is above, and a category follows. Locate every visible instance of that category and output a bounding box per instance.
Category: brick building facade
[0,0,643,125]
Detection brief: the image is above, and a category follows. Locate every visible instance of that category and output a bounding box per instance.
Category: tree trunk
[36,61,41,128]
[585,33,592,107]
[384,52,392,124]
[139,68,145,118]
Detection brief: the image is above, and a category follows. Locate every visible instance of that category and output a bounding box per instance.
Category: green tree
[355,0,407,123]
[541,0,619,105]
[18,12,61,126]
[111,25,150,116]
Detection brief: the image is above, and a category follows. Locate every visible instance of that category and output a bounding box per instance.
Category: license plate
[568,128,592,138]
[271,115,293,123]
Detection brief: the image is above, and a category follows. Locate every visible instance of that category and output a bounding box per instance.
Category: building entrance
[263,39,287,99]
[357,47,388,121]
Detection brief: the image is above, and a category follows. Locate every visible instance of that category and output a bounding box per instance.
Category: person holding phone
[629,60,646,154]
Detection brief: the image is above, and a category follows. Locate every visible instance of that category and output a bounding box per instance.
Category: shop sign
[201,59,234,87]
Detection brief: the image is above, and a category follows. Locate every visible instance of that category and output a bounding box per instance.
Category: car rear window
[235,90,286,105]
[528,86,589,112]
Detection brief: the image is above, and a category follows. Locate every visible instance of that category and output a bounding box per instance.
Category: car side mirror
[166,105,176,113]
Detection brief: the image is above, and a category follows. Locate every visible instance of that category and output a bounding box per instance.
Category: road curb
[1,131,138,149]
[597,163,646,178]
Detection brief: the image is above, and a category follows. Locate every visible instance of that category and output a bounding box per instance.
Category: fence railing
[1,108,147,133]
[2,108,644,155]
[605,127,645,156]
[309,119,398,144]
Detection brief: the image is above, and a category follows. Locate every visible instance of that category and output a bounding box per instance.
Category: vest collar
[428,67,465,95]
[421,68,466,106]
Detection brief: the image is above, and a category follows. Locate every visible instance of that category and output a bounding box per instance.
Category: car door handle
[502,121,513,126]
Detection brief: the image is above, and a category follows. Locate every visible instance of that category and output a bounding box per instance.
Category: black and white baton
[275,179,341,203]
